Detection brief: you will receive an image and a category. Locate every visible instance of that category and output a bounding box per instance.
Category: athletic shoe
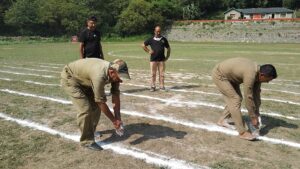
[150,86,155,92]
[83,142,103,151]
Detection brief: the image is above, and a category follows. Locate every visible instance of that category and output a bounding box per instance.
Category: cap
[110,59,130,80]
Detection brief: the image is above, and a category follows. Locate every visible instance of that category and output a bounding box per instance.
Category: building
[224,7,295,20]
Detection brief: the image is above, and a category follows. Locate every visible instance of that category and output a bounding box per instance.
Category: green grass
[0,41,299,168]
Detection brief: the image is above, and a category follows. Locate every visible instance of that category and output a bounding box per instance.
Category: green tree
[4,0,40,35]
[116,0,163,35]
[283,0,300,9]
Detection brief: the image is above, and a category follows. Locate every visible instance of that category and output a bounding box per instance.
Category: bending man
[212,57,277,141]
[61,58,130,150]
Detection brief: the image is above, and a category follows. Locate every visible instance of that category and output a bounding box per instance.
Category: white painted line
[0,112,207,169]
[1,87,298,121]
[0,77,12,81]
[3,65,60,73]
[0,78,60,86]
[1,89,300,149]
[24,80,61,86]
[261,98,300,106]
[0,89,72,104]
[262,88,300,95]
[0,70,55,78]
[125,83,300,106]
[122,92,300,120]
[39,65,61,69]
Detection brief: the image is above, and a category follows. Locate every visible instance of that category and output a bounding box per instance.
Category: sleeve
[243,73,257,118]
[79,30,86,43]
[111,82,120,96]
[91,76,107,103]
[144,38,151,46]
[164,38,170,48]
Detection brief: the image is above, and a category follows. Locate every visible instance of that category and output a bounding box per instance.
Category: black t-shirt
[144,36,170,62]
[79,28,102,59]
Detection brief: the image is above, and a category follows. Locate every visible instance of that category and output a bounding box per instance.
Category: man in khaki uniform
[212,58,277,141]
[61,58,130,150]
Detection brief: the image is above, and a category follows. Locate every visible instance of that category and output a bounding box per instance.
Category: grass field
[0,41,300,169]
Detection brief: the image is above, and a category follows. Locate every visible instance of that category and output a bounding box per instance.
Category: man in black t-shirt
[142,26,171,91]
[79,16,104,59]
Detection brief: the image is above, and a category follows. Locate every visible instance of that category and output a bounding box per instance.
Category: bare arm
[99,43,104,59]
[97,102,116,122]
[141,43,153,54]
[112,94,121,121]
[165,47,171,61]
[79,42,84,59]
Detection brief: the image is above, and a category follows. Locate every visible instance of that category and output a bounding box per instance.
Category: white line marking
[1,89,300,149]
[0,112,207,169]
[262,88,300,95]
[0,70,55,78]
[125,83,300,106]
[24,80,61,86]
[3,65,60,73]
[0,89,72,104]
[261,98,300,106]
[39,65,61,69]
[122,92,300,120]
[0,77,12,81]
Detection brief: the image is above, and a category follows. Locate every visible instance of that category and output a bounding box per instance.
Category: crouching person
[212,57,277,141]
[61,58,130,150]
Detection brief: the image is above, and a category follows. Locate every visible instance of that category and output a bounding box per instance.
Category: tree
[4,0,40,35]
[116,0,163,35]
[283,0,300,9]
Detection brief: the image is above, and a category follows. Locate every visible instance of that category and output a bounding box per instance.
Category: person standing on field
[142,26,171,92]
[79,16,104,59]
[61,58,130,150]
[212,57,277,141]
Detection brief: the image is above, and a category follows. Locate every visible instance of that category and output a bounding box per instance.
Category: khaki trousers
[212,66,247,134]
[61,66,100,145]
[150,61,165,88]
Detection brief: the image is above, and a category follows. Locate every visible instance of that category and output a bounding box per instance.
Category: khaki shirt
[216,58,261,116]
[65,58,120,103]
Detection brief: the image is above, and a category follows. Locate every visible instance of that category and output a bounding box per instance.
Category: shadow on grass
[99,123,187,145]
[122,85,200,93]
[169,85,200,90]
[259,115,298,136]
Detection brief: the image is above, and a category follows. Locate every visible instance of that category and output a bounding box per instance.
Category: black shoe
[83,142,103,151]
[150,86,155,92]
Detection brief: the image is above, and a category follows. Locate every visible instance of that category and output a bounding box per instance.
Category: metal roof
[225,7,294,14]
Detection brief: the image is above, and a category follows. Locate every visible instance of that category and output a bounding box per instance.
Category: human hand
[113,120,124,136]
[149,50,154,55]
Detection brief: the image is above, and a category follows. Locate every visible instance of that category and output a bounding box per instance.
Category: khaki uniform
[61,58,120,145]
[212,58,261,133]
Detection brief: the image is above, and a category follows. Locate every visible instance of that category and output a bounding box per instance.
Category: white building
[224,7,295,20]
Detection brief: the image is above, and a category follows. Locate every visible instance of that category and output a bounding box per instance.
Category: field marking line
[39,65,61,69]
[0,78,298,120]
[125,83,300,105]
[0,74,299,116]
[121,92,300,120]
[0,112,207,169]
[0,70,55,78]
[0,77,60,86]
[1,89,300,149]
[3,65,61,73]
